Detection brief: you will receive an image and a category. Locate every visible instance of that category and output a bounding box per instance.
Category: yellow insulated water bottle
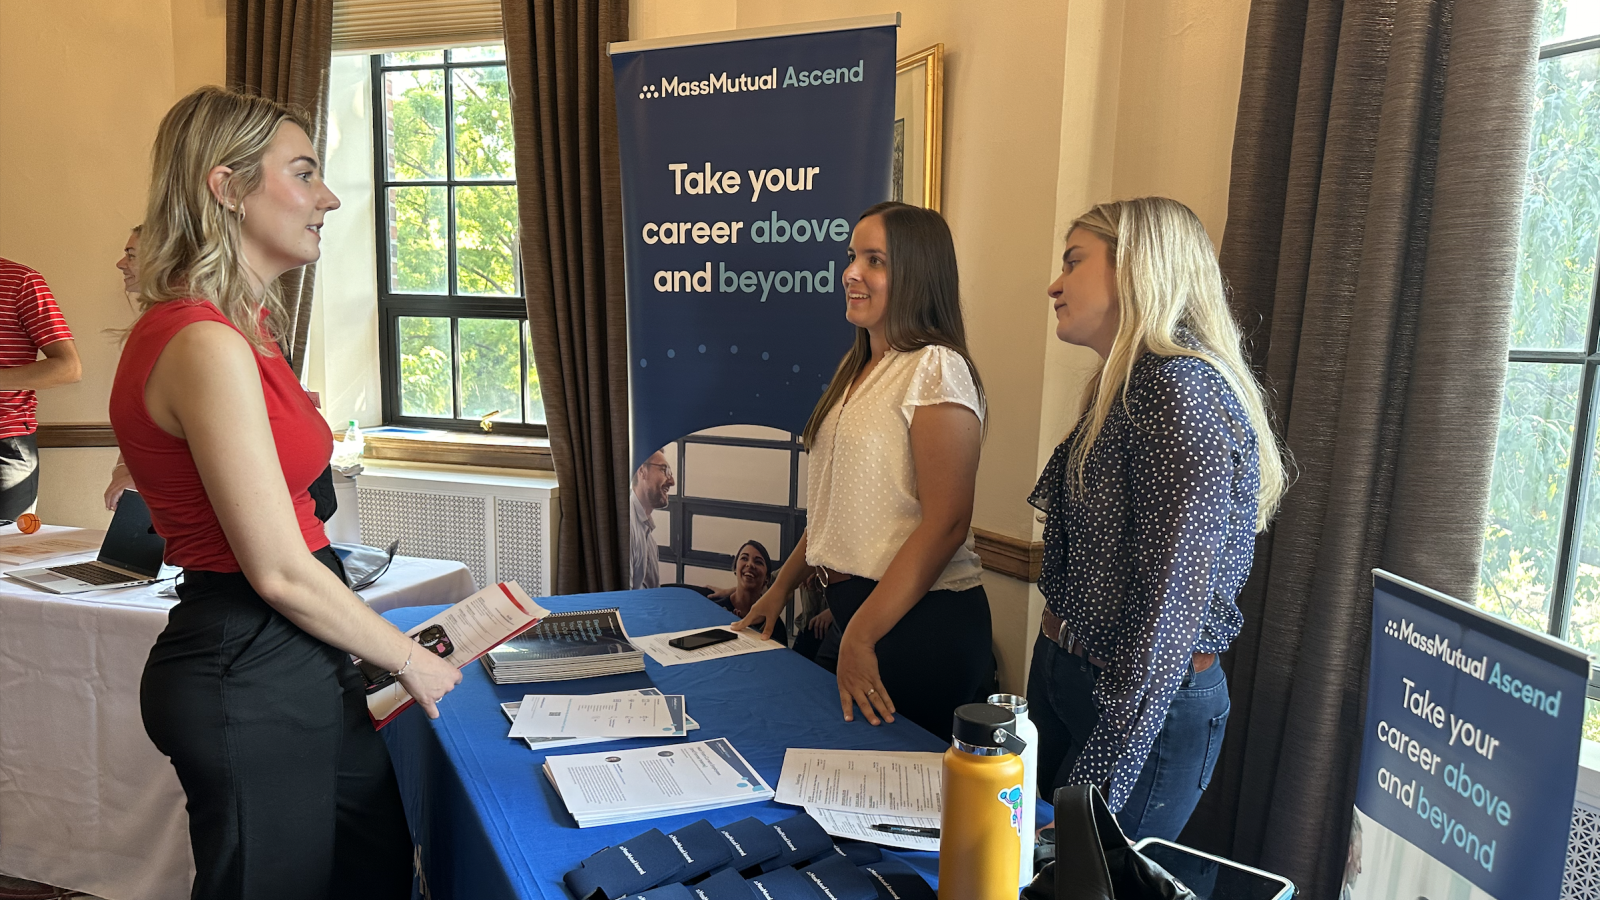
[939,703,1028,899]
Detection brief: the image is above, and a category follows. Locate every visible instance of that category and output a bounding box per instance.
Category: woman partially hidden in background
[709,539,786,645]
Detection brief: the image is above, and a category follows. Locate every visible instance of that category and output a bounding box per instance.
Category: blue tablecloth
[382,588,947,900]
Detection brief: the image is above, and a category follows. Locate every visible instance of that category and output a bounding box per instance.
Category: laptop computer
[7,490,166,593]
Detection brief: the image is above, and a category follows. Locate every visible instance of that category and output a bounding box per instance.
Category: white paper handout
[366,582,549,728]
[509,690,685,739]
[629,625,784,667]
[803,805,941,852]
[776,748,944,814]
[501,689,699,750]
[543,737,775,827]
[0,533,102,566]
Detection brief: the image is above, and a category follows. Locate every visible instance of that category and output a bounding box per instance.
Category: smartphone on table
[668,628,739,651]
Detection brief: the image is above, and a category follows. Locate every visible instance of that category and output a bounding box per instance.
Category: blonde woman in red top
[110,87,459,900]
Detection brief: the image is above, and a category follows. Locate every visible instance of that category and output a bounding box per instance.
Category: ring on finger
[866,688,877,696]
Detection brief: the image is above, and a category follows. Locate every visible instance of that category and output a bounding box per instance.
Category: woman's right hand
[396,646,463,719]
[731,587,788,641]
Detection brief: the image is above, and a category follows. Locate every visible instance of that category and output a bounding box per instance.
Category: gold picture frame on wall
[894,43,944,212]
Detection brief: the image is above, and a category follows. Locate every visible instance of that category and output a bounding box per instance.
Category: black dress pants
[825,577,992,741]
[0,432,39,521]
[141,547,412,900]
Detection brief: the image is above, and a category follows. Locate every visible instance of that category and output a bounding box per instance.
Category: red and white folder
[367,581,549,729]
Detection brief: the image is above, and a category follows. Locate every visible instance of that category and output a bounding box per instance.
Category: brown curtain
[503,0,632,594]
[226,0,333,377]
[1181,1,1541,897]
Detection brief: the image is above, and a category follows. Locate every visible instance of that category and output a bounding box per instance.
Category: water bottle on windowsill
[331,419,364,477]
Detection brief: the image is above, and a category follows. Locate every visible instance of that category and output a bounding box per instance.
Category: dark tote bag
[1022,785,1198,900]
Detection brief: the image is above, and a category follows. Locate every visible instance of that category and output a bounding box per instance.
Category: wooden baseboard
[973,527,1043,583]
[37,423,117,448]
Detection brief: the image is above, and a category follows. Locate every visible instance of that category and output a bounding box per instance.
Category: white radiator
[1564,750,1600,898]
[1568,800,1600,899]
[353,461,559,596]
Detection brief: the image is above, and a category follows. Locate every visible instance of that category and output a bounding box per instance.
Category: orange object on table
[16,513,40,534]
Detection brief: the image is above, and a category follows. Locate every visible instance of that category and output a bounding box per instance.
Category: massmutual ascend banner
[1344,571,1589,900]
[609,16,898,468]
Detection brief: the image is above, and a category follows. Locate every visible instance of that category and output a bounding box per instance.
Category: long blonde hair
[1066,197,1287,531]
[136,86,311,350]
[802,202,984,447]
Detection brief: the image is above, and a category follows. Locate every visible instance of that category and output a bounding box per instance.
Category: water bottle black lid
[951,703,1016,748]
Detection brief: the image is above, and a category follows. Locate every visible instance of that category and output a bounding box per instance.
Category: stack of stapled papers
[501,688,700,751]
[775,749,945,851]
[508,689,686,741]
[544,738,774,827]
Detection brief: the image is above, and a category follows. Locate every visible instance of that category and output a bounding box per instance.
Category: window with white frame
[1479,0,1600,738]
[371,45,545,434]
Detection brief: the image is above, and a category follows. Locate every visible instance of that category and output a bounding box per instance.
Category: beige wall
[0,0,225,527]
[631,0,738,39]
[629,0,1250,692]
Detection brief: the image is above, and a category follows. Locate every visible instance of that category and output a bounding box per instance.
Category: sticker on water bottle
[998,785,1024,837]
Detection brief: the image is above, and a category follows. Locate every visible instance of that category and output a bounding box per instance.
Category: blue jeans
[1026,633,1230,841]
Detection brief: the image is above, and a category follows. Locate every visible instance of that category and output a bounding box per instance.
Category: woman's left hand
[836,631,895,725]
[104,463,135,510]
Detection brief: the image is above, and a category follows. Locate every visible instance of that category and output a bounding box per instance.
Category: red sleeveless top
[110,299,331,572]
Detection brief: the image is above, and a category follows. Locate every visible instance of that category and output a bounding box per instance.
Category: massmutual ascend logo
[637,60,865,100]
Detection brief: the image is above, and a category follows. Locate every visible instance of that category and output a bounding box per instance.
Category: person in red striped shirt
[0,258,82,520]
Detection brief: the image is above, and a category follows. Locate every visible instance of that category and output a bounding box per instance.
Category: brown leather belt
[1041,608,1215,674]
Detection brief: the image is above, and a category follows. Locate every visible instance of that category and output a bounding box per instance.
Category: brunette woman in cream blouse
[735,201,989,740]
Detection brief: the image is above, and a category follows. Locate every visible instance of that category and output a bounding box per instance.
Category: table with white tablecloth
[0,525,477,900]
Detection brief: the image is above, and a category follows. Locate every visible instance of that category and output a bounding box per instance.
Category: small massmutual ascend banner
[609,15,897,466]
[1347,570,1589,900]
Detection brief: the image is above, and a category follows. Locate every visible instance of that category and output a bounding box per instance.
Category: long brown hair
[136,86,311,351]
[801,202,984,447]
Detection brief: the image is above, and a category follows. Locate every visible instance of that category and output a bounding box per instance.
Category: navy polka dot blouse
[1029,349,1260,808]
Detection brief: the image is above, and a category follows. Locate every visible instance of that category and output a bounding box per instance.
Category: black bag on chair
[1021,785,1198,900]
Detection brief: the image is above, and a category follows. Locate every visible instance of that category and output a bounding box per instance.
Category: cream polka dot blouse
[806,345,985,592]
[1029,350,1260,809]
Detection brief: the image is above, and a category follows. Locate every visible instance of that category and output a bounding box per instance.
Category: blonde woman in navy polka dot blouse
[1027,197,1288,841]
